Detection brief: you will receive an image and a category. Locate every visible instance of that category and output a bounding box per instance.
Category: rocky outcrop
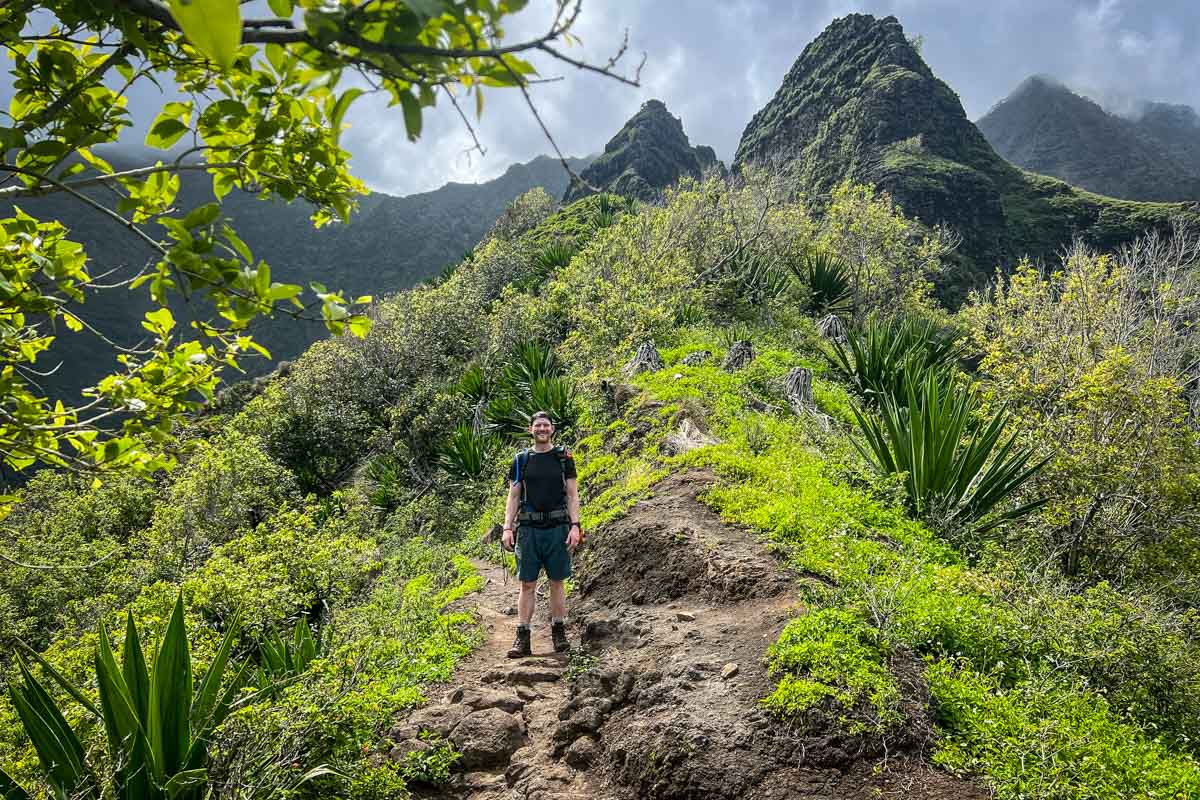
[733,14,1200,304]
[978,76,1200,202]
[564,99,723,203]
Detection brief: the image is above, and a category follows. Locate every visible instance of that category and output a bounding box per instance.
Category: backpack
[512,446,571,502]
[512,447,578,535]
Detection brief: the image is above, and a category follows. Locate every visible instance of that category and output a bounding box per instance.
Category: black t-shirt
[509,448,577,512]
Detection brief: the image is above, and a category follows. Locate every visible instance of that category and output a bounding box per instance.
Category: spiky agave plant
[529,241,577,286]
[592,194,620,229]
[827,315,963,405]
[790,251,853,316]
[438,422,501,478]
[0,598,256,800]
[256,617,323,697]
[852,367,1048,533]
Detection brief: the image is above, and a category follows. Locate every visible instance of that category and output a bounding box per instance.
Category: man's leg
[518,580,538,624]
[548,580,567,620]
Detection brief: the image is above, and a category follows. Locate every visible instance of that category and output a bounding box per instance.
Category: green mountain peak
[734,13,1200,302]
[563,98,721,203]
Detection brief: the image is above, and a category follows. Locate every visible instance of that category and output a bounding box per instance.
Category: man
[502,411,582,658]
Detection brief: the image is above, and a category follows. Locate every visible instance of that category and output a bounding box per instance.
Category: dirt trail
[387,470,986,799]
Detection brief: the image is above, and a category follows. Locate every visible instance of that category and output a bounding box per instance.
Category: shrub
[763,608,901,733]
[930,662,1200,798]
[790,250,852,316]
[1,598,257,800]
[437,423,501,480]
[826,314,963,406]
[852,368,1047,535]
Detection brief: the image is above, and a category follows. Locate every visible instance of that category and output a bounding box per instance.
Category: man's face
[530,417,554,443]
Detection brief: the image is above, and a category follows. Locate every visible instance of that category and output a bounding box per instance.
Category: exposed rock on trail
[390,470,987,799]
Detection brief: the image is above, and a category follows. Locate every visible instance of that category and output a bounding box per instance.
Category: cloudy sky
[341,0,1200,195]
[8,1,1200,196]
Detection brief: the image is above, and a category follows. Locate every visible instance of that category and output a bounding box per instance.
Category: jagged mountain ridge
[7,152,589,401]
[563,99,721,203]
[978,76,1200,201]
[733,14,1199,301]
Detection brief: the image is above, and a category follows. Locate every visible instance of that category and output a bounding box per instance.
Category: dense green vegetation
[5,164,1200,798]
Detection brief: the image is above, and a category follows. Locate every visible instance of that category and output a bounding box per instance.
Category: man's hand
[502,527,515,551]
[566,525,582,552]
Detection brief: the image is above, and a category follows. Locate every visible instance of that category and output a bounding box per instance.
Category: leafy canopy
[0,0,636,476]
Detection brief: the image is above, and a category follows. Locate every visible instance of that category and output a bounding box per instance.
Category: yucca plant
[790,251,853,316]
[852,368,1048,533]
[366,454,406,511]
[1,597,249,800]
[735,252,790,306]
[528,241,577,286]
[503,338,560,389]
[438,422,501,478]
[592,194,619,229]
[456,363,491,406]
[256,618,322,696]
[827,315,963,405]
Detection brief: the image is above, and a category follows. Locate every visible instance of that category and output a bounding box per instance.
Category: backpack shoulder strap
[514,448,531,484]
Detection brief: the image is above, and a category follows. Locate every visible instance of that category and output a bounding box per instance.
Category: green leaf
[9,657,89,796]
[0,766,32,800]
[163,768,208,799]
[122,612,151,729]
[16,641,101,719]
[330,88,363,136]
[397,90,422,141]
[146,117,189,149]
[267,0,293,16]
[192,608,242,736]
[183,203,220,230]
[168,0,243,70]
[148,596,193,778]
[95,620,146,760]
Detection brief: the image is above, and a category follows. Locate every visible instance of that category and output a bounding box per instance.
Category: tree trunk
[784,367,814,414]
[722,340,755,372]
[624,341,665,376]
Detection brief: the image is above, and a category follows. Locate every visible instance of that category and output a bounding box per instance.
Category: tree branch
[0,161,241,199]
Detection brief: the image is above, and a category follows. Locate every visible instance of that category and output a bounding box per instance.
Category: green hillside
[5,173,1200,798]
[1,152,589,405]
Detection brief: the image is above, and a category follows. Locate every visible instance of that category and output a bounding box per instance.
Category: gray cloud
[6,1,1199,195]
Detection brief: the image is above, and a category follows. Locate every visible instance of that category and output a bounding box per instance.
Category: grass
[575,325,1200,799]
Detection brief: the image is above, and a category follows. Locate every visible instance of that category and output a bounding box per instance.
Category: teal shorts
[515,523,572,583]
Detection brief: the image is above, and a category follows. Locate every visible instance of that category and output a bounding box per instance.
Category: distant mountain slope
[563,99,721,203]
[732,14,1199,302]
[978,76,1200,201]
[4,152,589,401]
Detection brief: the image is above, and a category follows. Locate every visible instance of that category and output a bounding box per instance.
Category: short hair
[530,411,554,425]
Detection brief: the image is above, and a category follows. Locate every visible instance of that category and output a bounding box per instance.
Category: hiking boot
[507,626,531,658]
[551,620,571,653]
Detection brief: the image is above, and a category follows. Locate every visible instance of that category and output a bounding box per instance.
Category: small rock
[406,704,469,738]
[460,688,525,714]
[463,771,506,791]
[676,611,696,622]
[505,665,562,685]
[721,663,740,680]
[673,372,683,380]
[388,738,429,763]
[565,737,601,769]
[448,707,527,770]
[554,706,604,741]
[502,605,517,616]
[631,592,645,606]
[681,350,711,366]
[445,686,465,704]
[515,685,542,702]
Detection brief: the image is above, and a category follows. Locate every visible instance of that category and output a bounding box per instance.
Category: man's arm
[565,477,582,550]
[502,481,521,550]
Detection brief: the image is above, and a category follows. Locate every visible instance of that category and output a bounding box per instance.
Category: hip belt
[518,507,570,525]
